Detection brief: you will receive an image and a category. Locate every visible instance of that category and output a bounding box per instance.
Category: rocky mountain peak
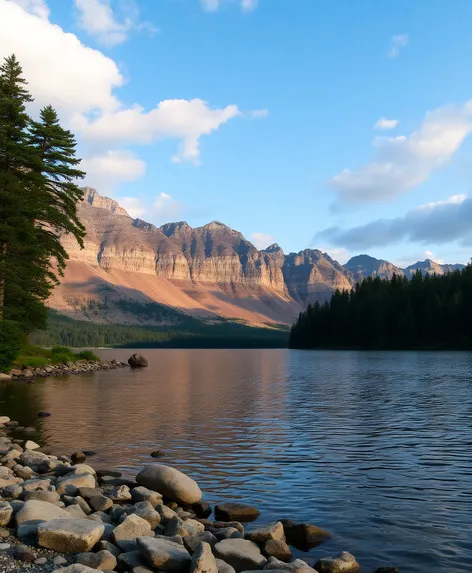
[160,221,192,237]
[264,243,283,254]
[82,187,130,218]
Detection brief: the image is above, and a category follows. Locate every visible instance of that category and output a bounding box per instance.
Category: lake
[1,349,471,572]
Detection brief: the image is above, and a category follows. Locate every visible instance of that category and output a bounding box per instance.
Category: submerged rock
[214,503,260,522]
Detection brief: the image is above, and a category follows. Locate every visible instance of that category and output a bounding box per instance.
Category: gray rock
[263,540,292,562]
[56,473,96,496]
[78,487,104,500]
[191,541,218,573]
[165,516,205,537]
[126,501,161,529]
[16,523,39,544]
[131,567,154,573]
[0,502,13,527]
[15,500,69,525]
[264,557,319,573]
[214,504,260,522]
[215,527,243,541]
[65,504,88,518]
[76,550,117,571]
[157,504,178,524]
[247,522,285,544]
[113,513,152,551]
[96,540,121,557]
[102,484,131,502]
[89,495,113,512]
[13,464,35,480]
[193,501,212,519]
[184,531,218,553]
[214,539,267,573]
[19,450,50,472]
[24,490,60,503]
[131,486,163,506]
[51,566,101,573]
[12,545,36,562]
[137,536,192,571]
[314,552,360,573]
[22,478,52,492]
[52,555,68,565]
[64,495,92,515]
[34,557,48,565]
[118,550,146,570]
[136,464,202,505]
[87,511,112,523]
[38,518,105,553]
[216,558,236,573]
[0,542,10,550]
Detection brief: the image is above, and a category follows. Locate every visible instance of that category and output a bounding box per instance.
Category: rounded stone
[214,539,267,572]
[136,464,202,505]
[314,552,360,573]
[38,518,105,553]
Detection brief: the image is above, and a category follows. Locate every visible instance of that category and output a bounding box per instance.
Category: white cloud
[387,34,408,58]
[250,109,269,119]
[251,232,275,250]
[10,0,48,19]
[81,150,146,192]
[0,0,251,187]
[115,192,183,223]
[329,102,472,203]
[317,193,472,250]
[201,0,257,12]
[74,0,157,47]
[72,99,241,164]
[374,118,399,130]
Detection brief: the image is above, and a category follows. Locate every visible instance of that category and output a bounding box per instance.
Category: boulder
[128,353,148,368]
[56,473,96,496]
[214,539,267,572]
[24,491,61,504]
[184,531,218,553]
[113,513,152,551]
[76,550,117,571]
[65,504,88,519]
[126,501,161,528]
[136,464,202,505]
[216,559,237,573]
[132,486,163,506]
[0,502,13,527]
[191,541,218,573]
[214,504,260,522]
[118,550,146,569]
[157,504,179,523]
[25,440,41,451]
[263,540,292,562]
[102,484,131,502]
[165,516,204,537]
[280,520,330,550]
[51,566,101,573]
[15,500,69,525]
[247,522,285,544]
[214,527,243,541]
[264,558,317,573]
[38,518,104,553]
[137,536,192,571]
[89,495,113,512]
[314,552,360,573]
[193,501,212,518]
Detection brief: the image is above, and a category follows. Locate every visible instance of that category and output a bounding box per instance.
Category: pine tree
[0,54,40,321]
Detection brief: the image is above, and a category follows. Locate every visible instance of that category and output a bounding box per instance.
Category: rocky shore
[0,360,129,382]
[0,417,398,573]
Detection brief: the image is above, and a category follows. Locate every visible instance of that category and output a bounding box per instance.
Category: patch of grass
[10,343,100,370]
[14,355,49,368]
[75,350,99,361]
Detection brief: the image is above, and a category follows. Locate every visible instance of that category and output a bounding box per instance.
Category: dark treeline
[31,311,290,349]
[289,265,472,350]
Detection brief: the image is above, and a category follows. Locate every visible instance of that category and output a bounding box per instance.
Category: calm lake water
[1,349,471,572]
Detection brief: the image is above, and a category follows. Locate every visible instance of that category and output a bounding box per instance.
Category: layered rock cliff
[51,189,466,326]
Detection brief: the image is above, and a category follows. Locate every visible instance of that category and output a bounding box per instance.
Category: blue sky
[2,0,472,266]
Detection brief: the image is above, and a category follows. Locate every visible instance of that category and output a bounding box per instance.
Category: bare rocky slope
[49,188,465,326]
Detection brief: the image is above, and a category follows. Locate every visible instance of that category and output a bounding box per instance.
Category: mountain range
[50,188,466,327]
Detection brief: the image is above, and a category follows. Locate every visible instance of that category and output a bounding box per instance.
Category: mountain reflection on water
[1,349,471,573]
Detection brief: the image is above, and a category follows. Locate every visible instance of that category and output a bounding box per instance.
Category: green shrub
[15,355,49,368]
[0,320,26,372]
[75,350,99,361]
[50,351,74,364]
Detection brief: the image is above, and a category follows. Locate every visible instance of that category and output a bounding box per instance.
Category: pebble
[52,556,68,565]
[34,557,47,564]
[0,543,10,550]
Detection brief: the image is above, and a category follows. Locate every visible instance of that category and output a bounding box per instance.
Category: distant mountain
[404,259,466,277]
[344,255,405,282]
[50,188,468,326]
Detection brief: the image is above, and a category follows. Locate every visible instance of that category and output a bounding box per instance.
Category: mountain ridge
[50,189,466,327]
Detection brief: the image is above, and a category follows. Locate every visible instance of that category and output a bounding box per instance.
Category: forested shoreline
[289,266,472,350]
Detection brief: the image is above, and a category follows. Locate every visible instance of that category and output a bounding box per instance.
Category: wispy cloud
[118,193,183,223]
[387,34,408,58]
[374,118,399,130]
[74,0,157,47]
[250,109,269,119]
[329,102,472,203]
[317,193,472,250]
[201,0,258,12]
